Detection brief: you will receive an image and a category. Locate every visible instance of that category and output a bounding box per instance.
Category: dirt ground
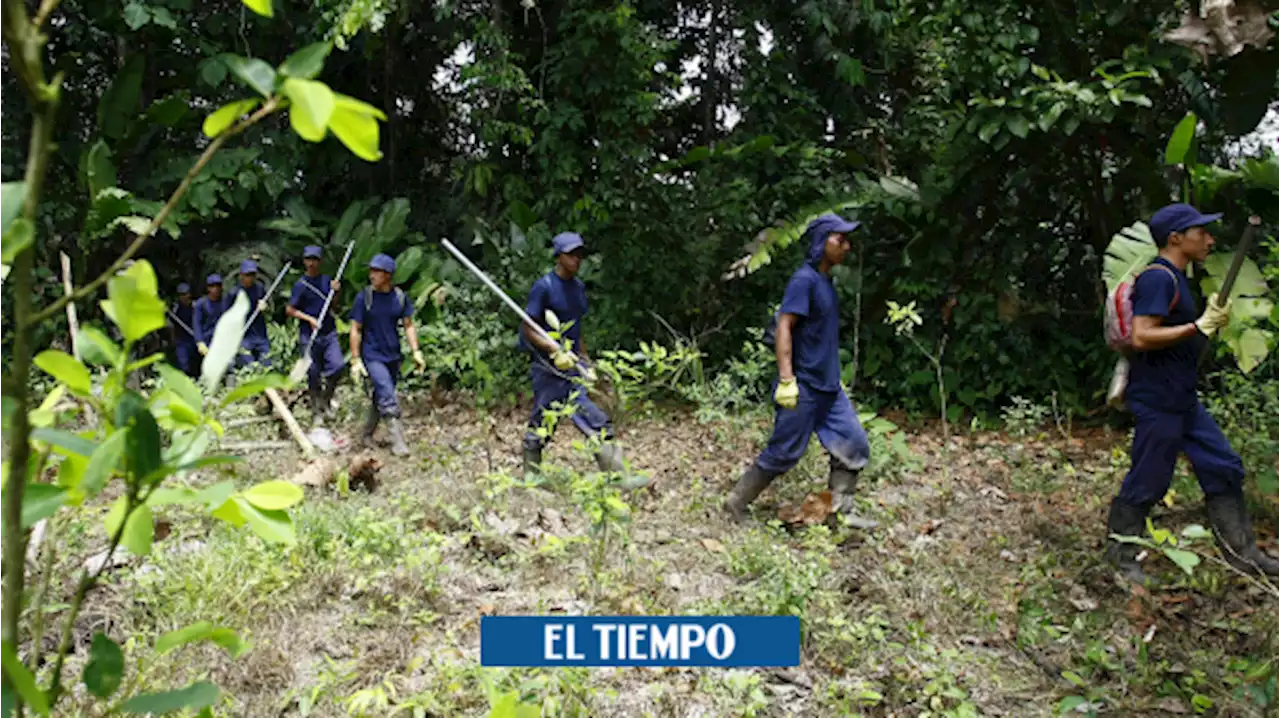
[56,395,1279,717]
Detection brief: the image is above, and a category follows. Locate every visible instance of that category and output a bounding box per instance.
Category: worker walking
[348,253,424,456]
[724,213,877,528]
[288,245,345,424]
[192,274,229,359]
[518,232,637,484]
[1106,203,1278,582]
[228,259,272,369]
[169,282,198,377]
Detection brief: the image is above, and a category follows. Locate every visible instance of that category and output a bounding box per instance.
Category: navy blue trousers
[523,362,612,450]
[175,341,198,377]
[1117,399,1243,507]
[303,331,346,388]
[365,358,402,418]
[236,335,271,368]
[756,381,871,475]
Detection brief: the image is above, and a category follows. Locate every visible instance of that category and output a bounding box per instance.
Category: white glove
[257,299,268,313]
[1195,293,1231,336]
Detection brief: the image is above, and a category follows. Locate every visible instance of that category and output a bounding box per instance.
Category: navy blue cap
[303,245,323,259]
[553,232,585,255]
[240,259,259,274]
[206,273,222,285]
[804,213,861,265]
[176,282,191,294]
[369,253,396,273]
[1149,203,1222,243]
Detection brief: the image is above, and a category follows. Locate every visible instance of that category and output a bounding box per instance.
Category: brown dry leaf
[700,537,725,553]
[920,519,945,535]
[1126,596,1147,623]
[290,458,338,487]
[778,491,833,526]
[1152,698,1190,715]
[154,519,172,542]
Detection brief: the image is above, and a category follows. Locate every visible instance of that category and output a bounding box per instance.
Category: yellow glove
[197,342,209,356]
[1195,293,1232,336]
[350,358,366,382]
[257,299,268,313]
[581,364,598,383]
[775,377,799,409]
[413,349,426,372]
[553,349,577,371]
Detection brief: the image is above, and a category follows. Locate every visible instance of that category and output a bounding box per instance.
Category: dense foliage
[3,0,1277,418]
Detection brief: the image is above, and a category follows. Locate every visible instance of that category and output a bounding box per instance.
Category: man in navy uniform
[287,245,345,423]
[724,214,876,529]
[1106,203,1277,582]
[192,274,228,359]
[169,282,198,377]
[349,253,425,456]
[228,259,272,369]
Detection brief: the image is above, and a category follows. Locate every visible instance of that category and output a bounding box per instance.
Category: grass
[34,396,1280,717]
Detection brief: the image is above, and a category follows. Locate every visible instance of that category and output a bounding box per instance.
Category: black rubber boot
[1105,497,1151,585]
[1206,493,1279,578]
[522,443,543,477]
[724,463,778,524]
[387,417,410,457]
[828,458,879,530]
[595,443,650,490]
[321,374,341,420]
[360,404,380,449]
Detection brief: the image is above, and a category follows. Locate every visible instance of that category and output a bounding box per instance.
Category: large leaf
[242,479,304,510]
[155,621,245,658]
[98,54,146,140]
[234,497,296,545]
[393,246,425,285]
[1,641,49,716]
[81,430,128,498]
[83,187,135,239]
[116,391,162,480]
[219,372,291,407]
[78,327,124,367]
[201,291,250,392]
[82,141,117,199]
[1229,328,1272,374]
[0,181,25,236]
[33,350,92,396]
[83,633,125,699]
[1,218,34,265]
[223,55,277,98]
[1164,112,1197,165]
[282,78,335,143]
[202,98,260,138]
[157,364,203,414]
[241,0,273,18]
[374,197,410,242]
[31,428,98,457]
[104,498,154,557]
[1102,221,1157,292]
[328,94,385,161]
[22,483,68,528]
[101,260,166,342]
[332,200,370,246]
[122,681,219,714]
[278,42,331,80]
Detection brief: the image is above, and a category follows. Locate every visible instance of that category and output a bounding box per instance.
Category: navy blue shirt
[349,287,413,364]
[171,302,195,344]
[521,272,588,353]
[780,264,842,392]
[1126,257,1204,412]
[289,274,337,341]
[228,281,268,340]
[192,294,230,344]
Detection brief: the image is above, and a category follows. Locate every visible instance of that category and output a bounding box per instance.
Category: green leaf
[83,140,117,199]
[1229,328,1271,373]
[22,483,68,528]
[235,497,296,545]
[201,292,249,392]
[122,3,150,29]
[1061,670,1086,687]
[31,428,98,457]
[157,364,203,415]
[83,187,135,239]
[1,641,49,716]
[393,246,425,285]
[1163,547,1200,575]
[219,372,291,407]
[197,481,237,511]
[198,56,227,87]
[101,260,166,342]
[1005,114,1030,139]
[283,78,335,143]
[1165,112,1198,165]
[278,42,331,80]
[81,430,127,498]
[1102,221,1157,292]
[105,498,154,557]
[78,327,124,367]
[122,681,219,714]
[33,350,92,396]
[242,480,304,511]
[328,94,385,161]
[202,98,260,138]
[977,120,1001,143]
[148,6,176,28]
[241,0,273,18]
[1057,695,1087,713]
[156,622,245,658]
[1,181,26,236]
[2,218,34,265]
[209,497,246,527]
[1180,524,1212,540]
[224,55,277,98]
[117,391,163,480]
[83,633,125,699]
[98,54,146,139]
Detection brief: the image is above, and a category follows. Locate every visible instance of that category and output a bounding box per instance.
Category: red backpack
[1104,264,1180,355]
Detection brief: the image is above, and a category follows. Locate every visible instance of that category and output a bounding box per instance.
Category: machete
[1198,214,1261,367]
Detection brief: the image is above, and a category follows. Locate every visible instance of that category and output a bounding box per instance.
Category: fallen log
[221,440,294,452]
[264,387,315,457]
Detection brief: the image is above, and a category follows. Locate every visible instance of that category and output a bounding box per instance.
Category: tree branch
[27,96,281,327]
